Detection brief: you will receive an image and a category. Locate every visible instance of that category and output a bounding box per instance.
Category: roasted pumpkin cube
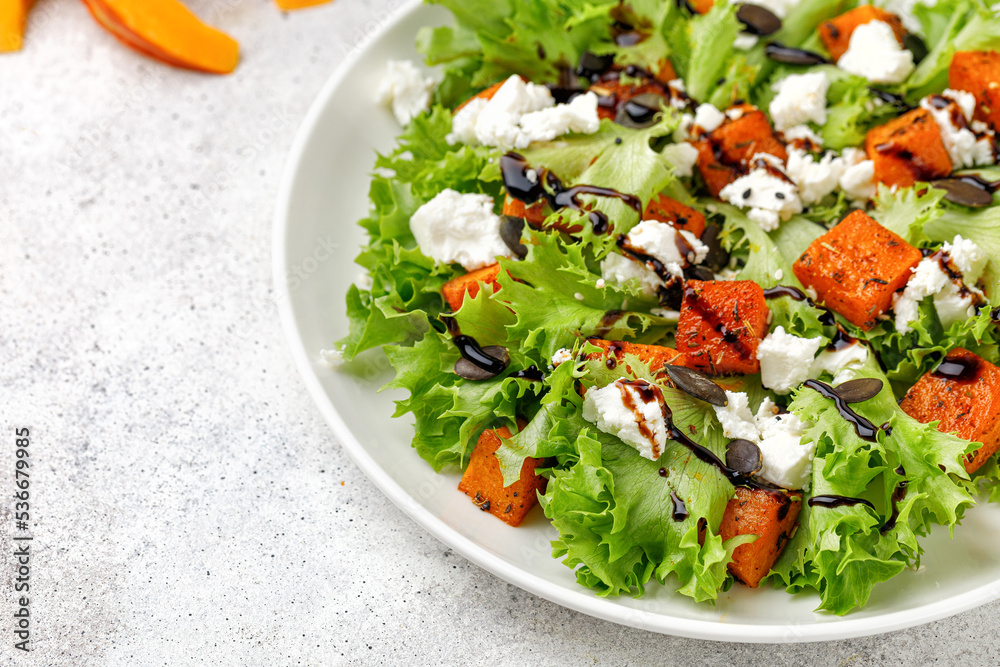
[793,210,921,330]
[502,193,550,227]
[865,108,953,188]
[688,0,714,14]
[693,105,787,197]
[458,425,546,526]
[819,6,906,62]
[692,139,741,197]
[676,279,769,375]
[949,50,1000,131]
[643,193,707,238]
[585,339,687,377]
[720,487,803,588]
[441,264,502,311]
[900,349,1000,474]
[711,104,788,167]
[653,58,678,85]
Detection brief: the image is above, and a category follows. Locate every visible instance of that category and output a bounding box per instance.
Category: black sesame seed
[775,192,785,200]
[742,189,752,200]
[615,137,623,144]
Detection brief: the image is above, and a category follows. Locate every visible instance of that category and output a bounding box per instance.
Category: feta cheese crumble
[409,189,511,271]
[785,147,847,205]
[838,148,877,203]
[320,347,345,369]
[600,253,662,296]
[713,392,816,489]
[811,341,870,383]
[445,75,599,149]
[693,103,726,134]
[625,220,709,269]
[892,235,987,334]
[837,21,915,85]
[551,348,574,366]
[376,60,435,125]
[662,142,700,178]
[783,124,824,148]
[769,72,830,131]
[582,381,667,461]
[719,155,803,231]
[757,326,825,394]
[920,89,997,169]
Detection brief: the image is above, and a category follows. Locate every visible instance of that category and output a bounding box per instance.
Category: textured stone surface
[2,0,1000,664]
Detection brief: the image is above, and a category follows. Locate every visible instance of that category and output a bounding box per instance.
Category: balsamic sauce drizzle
[499,152,642,234]
[880,466,908,533]
[453,335,509,376]
[670,490,689,521]
[762,285,836,325]
[511,365,545,381]
[808,495,876,510]
[802,379,879,442]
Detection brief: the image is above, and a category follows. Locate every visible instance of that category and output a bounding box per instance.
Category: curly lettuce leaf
[770,359,976,613]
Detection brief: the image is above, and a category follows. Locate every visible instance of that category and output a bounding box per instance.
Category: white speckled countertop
[3,0,1000,664]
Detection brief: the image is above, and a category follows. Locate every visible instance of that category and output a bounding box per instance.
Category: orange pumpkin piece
[0,0,34,53]
[720,487,802,588]
[693,105,787,197]
[819,6,906,62]
[274,0,332,9]
[899,349,1000,474]
[643,194,707,238]
[441,264,502,311]
[584,339,687,377]
[692,140,742,197]
[502,194,551,228]
[676,280,769,376]
[949,51,1000,131]
[653,58,678,85]
[865,108,953,188]
[688,0,715,14]
[793,210,921,330]
[458,425,547,527]
[82,0,239,74]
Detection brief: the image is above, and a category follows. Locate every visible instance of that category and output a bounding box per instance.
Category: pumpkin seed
[904,33,928,64]
[616,93,665,129]
[700,222,729,272]
[736,4,781,36]
[764,42,829,66]
[833,377,884,403]
[726,439,763,476]
[664,365,729,406]
[930,178,994,208]
[454,346,510,381]
[499,215,528,258]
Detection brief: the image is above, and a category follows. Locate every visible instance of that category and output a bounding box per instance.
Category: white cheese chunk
[320,347,345,369]
[713,391,761,442]
[409,189,511,270]
[757,326,825,394]
[600,252,662,296]
[376,60,435,125]
[734,33,760,51]
[756,416,815,490]
[785,147,847,205]
[662,142,700,178]
[714,391,816,490]
[693,103,726,133]
[892,235,987,333]
[583,381,667,461]
[445,75,601,149]
[625,220,709,269]
[719,156,803,231]
[838,147,877,202]
[838,21,915,85]
[783,124,824,147]
[769,72,830,131]
[551,348,574,366]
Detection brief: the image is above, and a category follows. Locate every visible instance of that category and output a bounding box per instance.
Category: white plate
[274,0,1000,642]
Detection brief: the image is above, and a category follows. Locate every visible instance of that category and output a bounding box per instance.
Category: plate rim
[272,0,1000,642]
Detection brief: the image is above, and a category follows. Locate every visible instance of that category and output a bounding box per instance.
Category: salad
[335,0,1000,614]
